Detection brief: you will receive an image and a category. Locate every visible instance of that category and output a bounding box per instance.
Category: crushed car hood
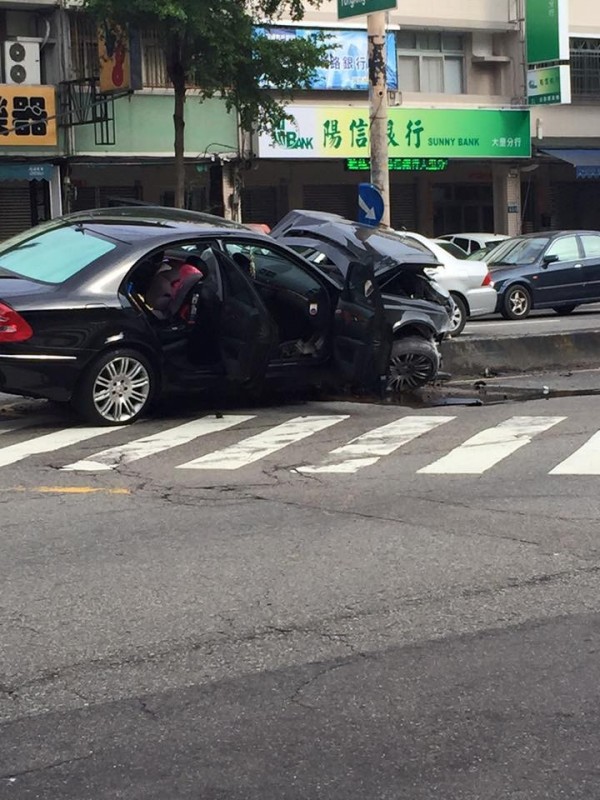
[271,210,441,278]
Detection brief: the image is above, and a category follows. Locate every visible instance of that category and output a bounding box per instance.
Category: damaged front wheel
[386,336,440,393]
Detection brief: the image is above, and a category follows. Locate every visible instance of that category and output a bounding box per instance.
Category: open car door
[334,259,392,388]
[210,249,277,383]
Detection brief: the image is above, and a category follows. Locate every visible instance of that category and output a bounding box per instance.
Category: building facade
[0,1,597,239]
[0,0,240,239]
[242,0,600,238]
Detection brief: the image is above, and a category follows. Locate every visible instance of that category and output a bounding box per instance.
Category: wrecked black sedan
[271,210,454,391]
[0,207,447,425]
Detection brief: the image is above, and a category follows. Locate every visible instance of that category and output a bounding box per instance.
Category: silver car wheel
[92,356,151,423]
[450,303,464,332]
[509,288,529,316]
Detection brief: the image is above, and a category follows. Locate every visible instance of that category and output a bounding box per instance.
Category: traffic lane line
[5,485,131,495]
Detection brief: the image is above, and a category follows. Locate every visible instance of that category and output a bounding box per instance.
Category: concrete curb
[441,330,600,378]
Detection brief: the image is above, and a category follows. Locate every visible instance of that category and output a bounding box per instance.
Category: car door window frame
[578,233,600,260]
[220,236,330,293]
[544,235,582,263]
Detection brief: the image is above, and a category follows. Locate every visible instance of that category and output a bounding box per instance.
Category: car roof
[443,232,508,240]
[44,208,270,248]
[394,231,464,265]
[64,205,248,229]
[500,230,600,241]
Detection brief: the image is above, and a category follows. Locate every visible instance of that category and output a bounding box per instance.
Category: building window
[570,38,600,102]
[68,12,180,89]
[397,31,465,94]
[69,13,100,81]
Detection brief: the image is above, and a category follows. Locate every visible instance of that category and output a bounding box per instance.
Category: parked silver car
[392,231,497,335]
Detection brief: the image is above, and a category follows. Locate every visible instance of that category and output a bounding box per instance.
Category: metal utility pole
[367,11,390,227]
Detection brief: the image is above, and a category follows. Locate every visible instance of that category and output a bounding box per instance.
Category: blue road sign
[358,183,384,227]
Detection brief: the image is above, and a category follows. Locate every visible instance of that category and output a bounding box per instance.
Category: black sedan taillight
[0,302,33,342]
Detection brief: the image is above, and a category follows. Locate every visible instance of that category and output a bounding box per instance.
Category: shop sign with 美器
[0,85,57,146]
[258,107,531,159]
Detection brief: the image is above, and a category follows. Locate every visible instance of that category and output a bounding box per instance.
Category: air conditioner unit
[3,41,41,85]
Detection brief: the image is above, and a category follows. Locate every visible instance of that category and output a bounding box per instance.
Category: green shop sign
[337,0,397,20]
[346,157,449,171]
[526,0,569,64]
[258,106,531,159]
[527,64,571,105]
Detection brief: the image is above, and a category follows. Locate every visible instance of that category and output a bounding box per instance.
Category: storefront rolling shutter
[0,185,31,240]
[302,185,356,219]
[390,183,417,231]
[73,185,142,212]
[241,187,279,227]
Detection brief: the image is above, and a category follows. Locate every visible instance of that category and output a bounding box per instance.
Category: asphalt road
[465,302,600,337]
[1,393,600,798]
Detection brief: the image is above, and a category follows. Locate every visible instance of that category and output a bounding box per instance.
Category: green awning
[0,163,54,181]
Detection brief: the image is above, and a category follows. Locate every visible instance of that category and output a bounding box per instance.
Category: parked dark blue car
[488,230,600,319]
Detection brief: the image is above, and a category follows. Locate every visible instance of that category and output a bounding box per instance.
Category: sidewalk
[423,367,600,405]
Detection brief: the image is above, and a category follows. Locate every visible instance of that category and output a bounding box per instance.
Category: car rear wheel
[553,304,577,315]
[387,336,440,393]
[74,349,156,426]
[449,293,467,336]
[501,285,532,320]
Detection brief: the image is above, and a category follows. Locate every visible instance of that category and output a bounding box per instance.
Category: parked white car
[437,232,509,256]
[393,231,497,335]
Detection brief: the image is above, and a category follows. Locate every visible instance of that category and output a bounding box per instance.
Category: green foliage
[83,0,329,131]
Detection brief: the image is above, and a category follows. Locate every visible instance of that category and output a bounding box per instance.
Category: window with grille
[69,13,99,81]
[397,31,465,94]
[68,13,174,89]
[570,38,600,102]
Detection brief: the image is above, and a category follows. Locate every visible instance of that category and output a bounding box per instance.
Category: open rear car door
[210,249,277,384]
[334,259,392,388]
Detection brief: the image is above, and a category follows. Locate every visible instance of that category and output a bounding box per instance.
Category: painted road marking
[177,415,349,470]
[550,431,600,475]
[418,416,566,475]
[9,486,131,495]
[297,416,455,474]
[62,415,255,472]
[0,427,118,469]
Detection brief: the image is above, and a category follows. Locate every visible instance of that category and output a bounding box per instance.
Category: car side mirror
[542,253,559,267]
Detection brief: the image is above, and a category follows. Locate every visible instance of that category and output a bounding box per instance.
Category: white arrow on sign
[358,194,376,221]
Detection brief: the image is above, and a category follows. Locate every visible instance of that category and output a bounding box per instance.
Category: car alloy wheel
[449,293,467,336]
[387,336,440,392]
[75,348,155,426]
[502,285,531,320]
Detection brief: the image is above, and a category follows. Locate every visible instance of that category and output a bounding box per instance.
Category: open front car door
[334,259,392,389]
[211,249,277,384]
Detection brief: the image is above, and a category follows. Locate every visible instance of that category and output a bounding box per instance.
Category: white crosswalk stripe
[61,415,255,472]
[0,411,592,477]
[550,431,600,475]
[177,414,349,470]
[418,415,566,475]
[297,415,455,474]
[0,426,118,469]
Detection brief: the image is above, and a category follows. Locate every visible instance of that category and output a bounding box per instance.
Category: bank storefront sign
[257,27,397,90]
[525,0,569,64]
[527,64,571,105]
[257,106,531,159]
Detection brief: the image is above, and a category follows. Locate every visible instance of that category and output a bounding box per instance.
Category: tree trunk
[173,79,186,208]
